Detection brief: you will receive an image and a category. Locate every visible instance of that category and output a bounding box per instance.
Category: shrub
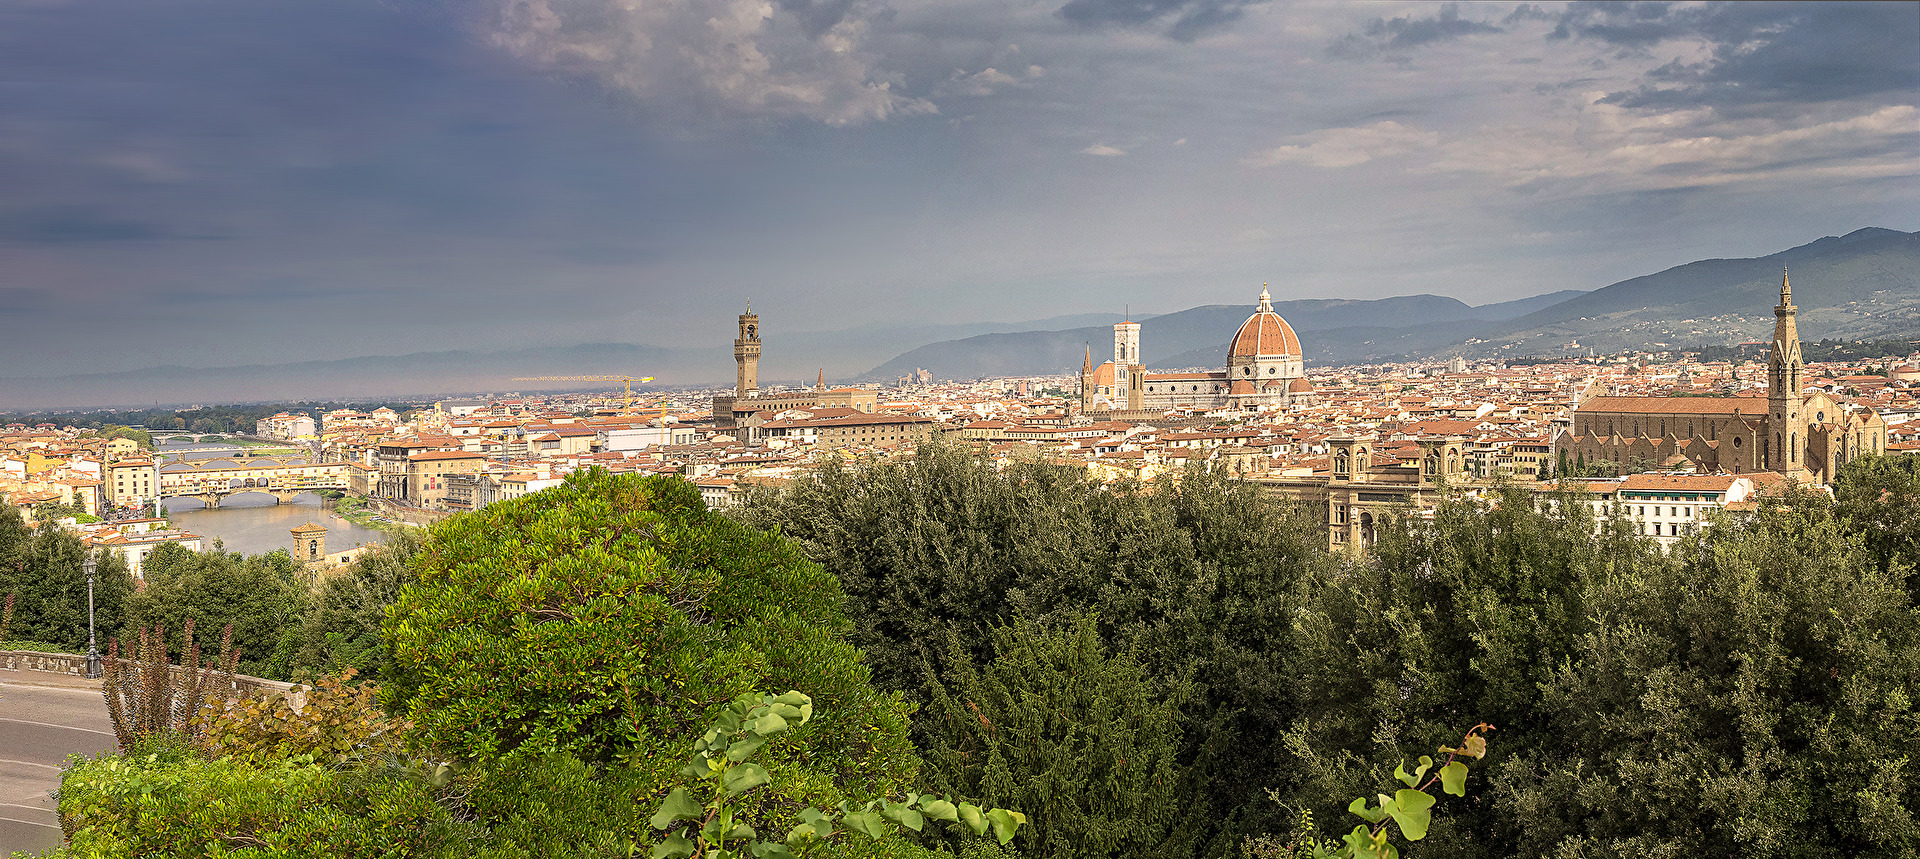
[58,752,475,858]
[381,468,917,801]
[102,620,237,751]
[198,669,403,765]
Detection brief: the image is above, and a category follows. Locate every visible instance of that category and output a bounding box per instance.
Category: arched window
[1335,450,1350,474]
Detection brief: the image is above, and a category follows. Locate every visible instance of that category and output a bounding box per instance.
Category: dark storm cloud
[1054,0,1264,41]
[1328,3,1503,57]
[772,0,861,39]
[1551,2,1920,111]
[0,207,168,244]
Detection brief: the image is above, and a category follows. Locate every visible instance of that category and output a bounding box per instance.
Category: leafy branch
[649,690,1026,859]
[1261,724,1494,859]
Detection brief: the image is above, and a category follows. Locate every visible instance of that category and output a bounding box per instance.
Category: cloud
[0,207,168,244]
[1549,2,1920,112]
[938,64,1044,98]
[1330,2,1503,57]
[1247,121,1440,168]
[1080,144,1126,156]
[1426,100,1920,196]
[1054,0,1266,41]
[485,0,934,125]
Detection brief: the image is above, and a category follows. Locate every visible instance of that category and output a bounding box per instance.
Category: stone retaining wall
[2,650,295,698]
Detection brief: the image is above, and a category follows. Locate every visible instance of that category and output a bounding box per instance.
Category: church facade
[1081,286,1313,414]
[1555,271,1887,484]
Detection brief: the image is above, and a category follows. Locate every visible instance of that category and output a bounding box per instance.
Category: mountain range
[860,227,1919,379]
[3,228,1914,410]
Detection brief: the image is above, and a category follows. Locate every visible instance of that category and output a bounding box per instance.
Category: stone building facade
[1554,271,1887,484]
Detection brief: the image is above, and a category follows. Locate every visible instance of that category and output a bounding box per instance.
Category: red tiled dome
[1229,311,1301,358]
[1288,377,1314,393]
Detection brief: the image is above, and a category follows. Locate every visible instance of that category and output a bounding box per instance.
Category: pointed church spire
[817,368,825,390]
[1770,266,1803,405]
[1083,345,1094,373]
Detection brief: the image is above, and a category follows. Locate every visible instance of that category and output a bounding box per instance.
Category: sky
[3,0,1917,380]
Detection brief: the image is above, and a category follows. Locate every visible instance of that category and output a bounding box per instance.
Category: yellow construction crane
[512,375,654,412]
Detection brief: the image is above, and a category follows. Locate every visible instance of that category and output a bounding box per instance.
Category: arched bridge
[158,457,350,508]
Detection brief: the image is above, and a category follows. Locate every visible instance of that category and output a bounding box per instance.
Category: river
[160,495,390,558]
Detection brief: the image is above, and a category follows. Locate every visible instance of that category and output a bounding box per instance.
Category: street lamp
[83,551,101,680]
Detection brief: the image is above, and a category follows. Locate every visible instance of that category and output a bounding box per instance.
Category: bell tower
[1113,318,1144,411]
[1767,268,1805,472]
[735,303,760,397]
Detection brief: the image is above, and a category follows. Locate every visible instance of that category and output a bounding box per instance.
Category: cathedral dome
[1228,287,1301,358]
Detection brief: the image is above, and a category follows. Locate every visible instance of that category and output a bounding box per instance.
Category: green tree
[738,447,1335,855]
[1278,483,1664,857]
[380,468,918,808]
[0,506,134,651]
[1498,495,1920,857]
[288,528,424,680]
[123,542,310,678]
[1832,452,1920,592]
[918,615,1192,859]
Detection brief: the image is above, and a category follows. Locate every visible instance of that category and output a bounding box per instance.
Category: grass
[1,640,81,654]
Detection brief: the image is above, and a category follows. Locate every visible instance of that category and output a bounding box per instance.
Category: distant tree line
[0,401,418,436]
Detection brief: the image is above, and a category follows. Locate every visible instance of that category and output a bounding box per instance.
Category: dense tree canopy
[382,468,919,814]
[919,615,1194,859]
[0,504,134,651]
[124,542,310,678]
[740,443,1920,858]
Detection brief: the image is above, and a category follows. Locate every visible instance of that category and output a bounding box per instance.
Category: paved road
[0,670,114,857]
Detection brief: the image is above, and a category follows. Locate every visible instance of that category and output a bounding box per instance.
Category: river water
[160,495,390,558]
[151,441,389,557]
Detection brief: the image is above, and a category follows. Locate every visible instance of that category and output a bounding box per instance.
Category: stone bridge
[158,457,350,508]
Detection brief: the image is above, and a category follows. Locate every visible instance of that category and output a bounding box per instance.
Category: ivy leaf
[986,809,1026,845]
[919,798,959,823]
[772,691,813,724]
[749,711,789,737]
[1348,796,1387,824]
[843,809,893,840]
[650,833,695,859]
[1384,789,1436,841]
[750,843,799,859]
[1440,761,1469,797]
[722,763,771,796]
[650,787,703,830]
[881,803,925,831]
[726,734,768,762]
[957,803,989,836]
[1342,825,1389,859]
[1393,756,1432,789]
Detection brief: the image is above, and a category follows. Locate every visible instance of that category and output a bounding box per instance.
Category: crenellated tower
[735,303,760,397]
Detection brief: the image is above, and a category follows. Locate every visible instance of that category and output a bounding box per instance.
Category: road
[0,670,114,857]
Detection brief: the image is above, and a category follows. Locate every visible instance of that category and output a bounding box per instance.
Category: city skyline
[3,0,1916,380]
